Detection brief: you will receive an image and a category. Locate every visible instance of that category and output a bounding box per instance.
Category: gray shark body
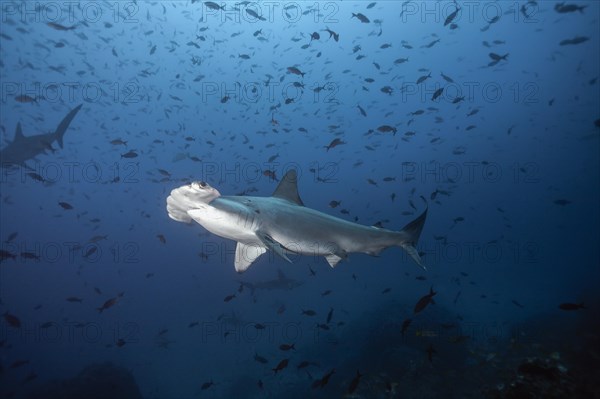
[0,104,82,169]
[167,170,428,273]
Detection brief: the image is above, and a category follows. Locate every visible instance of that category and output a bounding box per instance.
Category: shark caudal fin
[54,104,82,148]
[397,196,428,269]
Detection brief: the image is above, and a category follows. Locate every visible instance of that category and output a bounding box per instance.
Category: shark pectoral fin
[235,242,266,273]
[325,254,343,268]
[256,232,292,263]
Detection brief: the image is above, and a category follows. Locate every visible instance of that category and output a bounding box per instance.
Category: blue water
[1,1,599,398]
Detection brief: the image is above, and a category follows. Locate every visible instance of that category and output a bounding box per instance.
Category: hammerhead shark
[167,170,428,273]
[0,104,83,169]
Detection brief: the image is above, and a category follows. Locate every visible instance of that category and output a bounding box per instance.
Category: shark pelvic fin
[272,169,304,206]
[398,196,429,269]
[256,231,292,263]
[325,254,343,268]
[235,242,267,273]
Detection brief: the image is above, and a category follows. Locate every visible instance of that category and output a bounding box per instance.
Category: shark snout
[166,183,221,223]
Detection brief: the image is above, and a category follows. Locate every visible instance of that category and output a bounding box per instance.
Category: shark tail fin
[54,104,83,148]
[397,196,428,269]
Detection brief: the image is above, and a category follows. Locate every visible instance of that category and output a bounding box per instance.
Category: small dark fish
[11,360,29,368]
[59,201,73,210]
[511,299,524,308]
[426,344,437,363]
[401,318,412,336]
[157,234,166,244]
[553,199,572,206]
[329,200,341,208]
[559,302,585,311]
[351,13,370,23]
[325,138,346,151]
[454,291,462,304]
[273,358,289,374]
[254,352,268,364]
[3,312,21,328]
[110,139,127,146]
[246,8,266,21]
[312,368,335,389]
[21,251,40,260]
[440,72,454,83]
[121,150,138,158]
[381,287,391,294]
[302,309,316,316]
[297,360,319,369]
[0,249,17,262]
[83,246,97,258]
[201,380,214,390]
[279,343,296,351]
[444,7,460,26]
[489,52,508,61]
[326,308,334,324]
[554,3,587,13]
[263,170,278,181]
[377,86,393,97]
[377,125,397,134]
[21,370,36,384]
[15,94,37,103]
[357,104,367,117]
[97,292,124,313]
[324,27,339,42]
[348,370,363,394]
[47,22,76,31]
[287,66,305,77]
[223,294,236,302]
[414,286,437,314]
[26,172,45,182]
[431,87,444,101]
[66,297,82,303]
[416,72,431,84]
[204,2,224,11]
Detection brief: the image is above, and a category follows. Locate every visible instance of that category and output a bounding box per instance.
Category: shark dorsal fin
[14,123,25,141]
[272,170,304,206]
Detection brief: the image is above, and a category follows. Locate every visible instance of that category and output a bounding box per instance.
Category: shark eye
[198,181,207,188]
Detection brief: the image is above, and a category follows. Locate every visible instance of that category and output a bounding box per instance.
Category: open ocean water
[0,1,599,398]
